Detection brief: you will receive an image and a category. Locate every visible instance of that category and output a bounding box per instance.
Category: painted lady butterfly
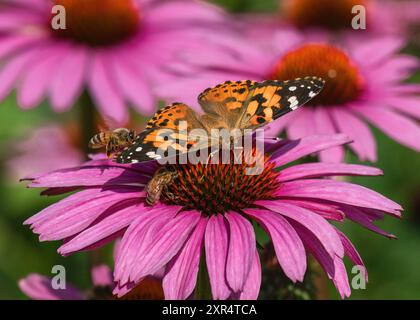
[116,76,325,164]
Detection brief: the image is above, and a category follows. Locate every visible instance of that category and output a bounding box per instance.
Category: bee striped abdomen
[89,132,109,148]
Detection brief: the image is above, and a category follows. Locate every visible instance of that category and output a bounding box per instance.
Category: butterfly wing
[116,103,207,164]
[197,77,324,130]
[238,77,325,130]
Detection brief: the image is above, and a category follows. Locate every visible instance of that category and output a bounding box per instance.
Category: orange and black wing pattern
[239,76,325,129]
[116,103,204,164]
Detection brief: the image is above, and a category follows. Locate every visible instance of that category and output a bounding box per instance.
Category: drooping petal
[111,53,156,115]
[331,108,377,162]
[225,211,256,293]
[277,163,382,182]
[340,205,397,238]
[205,214,231,300]
[88,52,127,124]
[18,44,67,109]
[49,45,88,111]
[244,208,306,282]
[275,179,402,214]
[331,256,351,299]
[335,229,368,282]
[292,222,350,298]
[279,198,344,221]
[254,201,343,258]
[352,107,420,152]
[238,250,261,300]
[286,108,316,139]
[19,274,84,300]
[57,200,147,255]
[163,217,207,300]
[313,108,344,163]
[271,134,352,167]
[114,206,181,288]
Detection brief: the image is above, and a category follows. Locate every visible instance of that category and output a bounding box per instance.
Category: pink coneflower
[161,34,420,162]
[23,134,402,299]
[19,264,164,300]
[6,124,83,181]
[276,0,420,37]
[0,0,225,122]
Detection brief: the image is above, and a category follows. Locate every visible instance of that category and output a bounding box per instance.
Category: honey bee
[145,167,178,206]
[89,128,136,158]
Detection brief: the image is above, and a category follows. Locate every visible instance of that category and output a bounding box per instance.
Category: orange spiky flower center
[269,44,364,106]
[53,0,140,46]
[162,148,281,216]
[282,0,368,30]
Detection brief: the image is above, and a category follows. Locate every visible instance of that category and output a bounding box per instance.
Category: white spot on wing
[288,96,299,110]
[136,147,143,152]
[289,86,297,91]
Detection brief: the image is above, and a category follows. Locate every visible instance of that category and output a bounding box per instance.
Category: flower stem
[195,253,212,300]
[79,92,97,158]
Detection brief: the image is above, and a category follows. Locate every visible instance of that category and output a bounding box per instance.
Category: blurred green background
[0,0,419,299]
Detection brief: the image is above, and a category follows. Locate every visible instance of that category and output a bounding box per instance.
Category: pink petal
[24,188,116,226]
[335,229,368,282]
[19,274,83,300]
[91,265,113,287]
[286,108,316,139]
[146,1,225,25]
[331,108,377,162]
[313,108,344,163]
[32,189,142,241]
[120,210,200,285]
[18,44,67,109]
[88,53,127,124]
[245,208,306,282]
[0,35,41,60]
[340,205,396,238]
[275,179,402,214]
[254,201,343,258]
[278,163,382,182]
[27,165,151,188]
[57,199,147,255]
[331,256,351,299]
[292,222,350,298]
[49,45,88,111]
[384,96,420,119]
[114,206,179,288]
[225,211,256,293]
[111,54,156,115]
[352,37,404,67]
[205,214,231,300]
[163,217,207,300]
[0,46,44,101]
[352,107,420,152]
[279,199,344,221]
[271,134,352,167]
[238,250,261,300]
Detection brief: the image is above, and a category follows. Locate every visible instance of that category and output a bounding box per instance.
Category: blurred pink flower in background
[19,264,112,300]
[19,264,164,300]
[0,0,226,123]
[249,0,420,39]
[161,32,420,163]
[23,134,402,299]
[7,124,83,181]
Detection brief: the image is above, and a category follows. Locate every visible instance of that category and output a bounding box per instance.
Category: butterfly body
[116,76,325,164]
